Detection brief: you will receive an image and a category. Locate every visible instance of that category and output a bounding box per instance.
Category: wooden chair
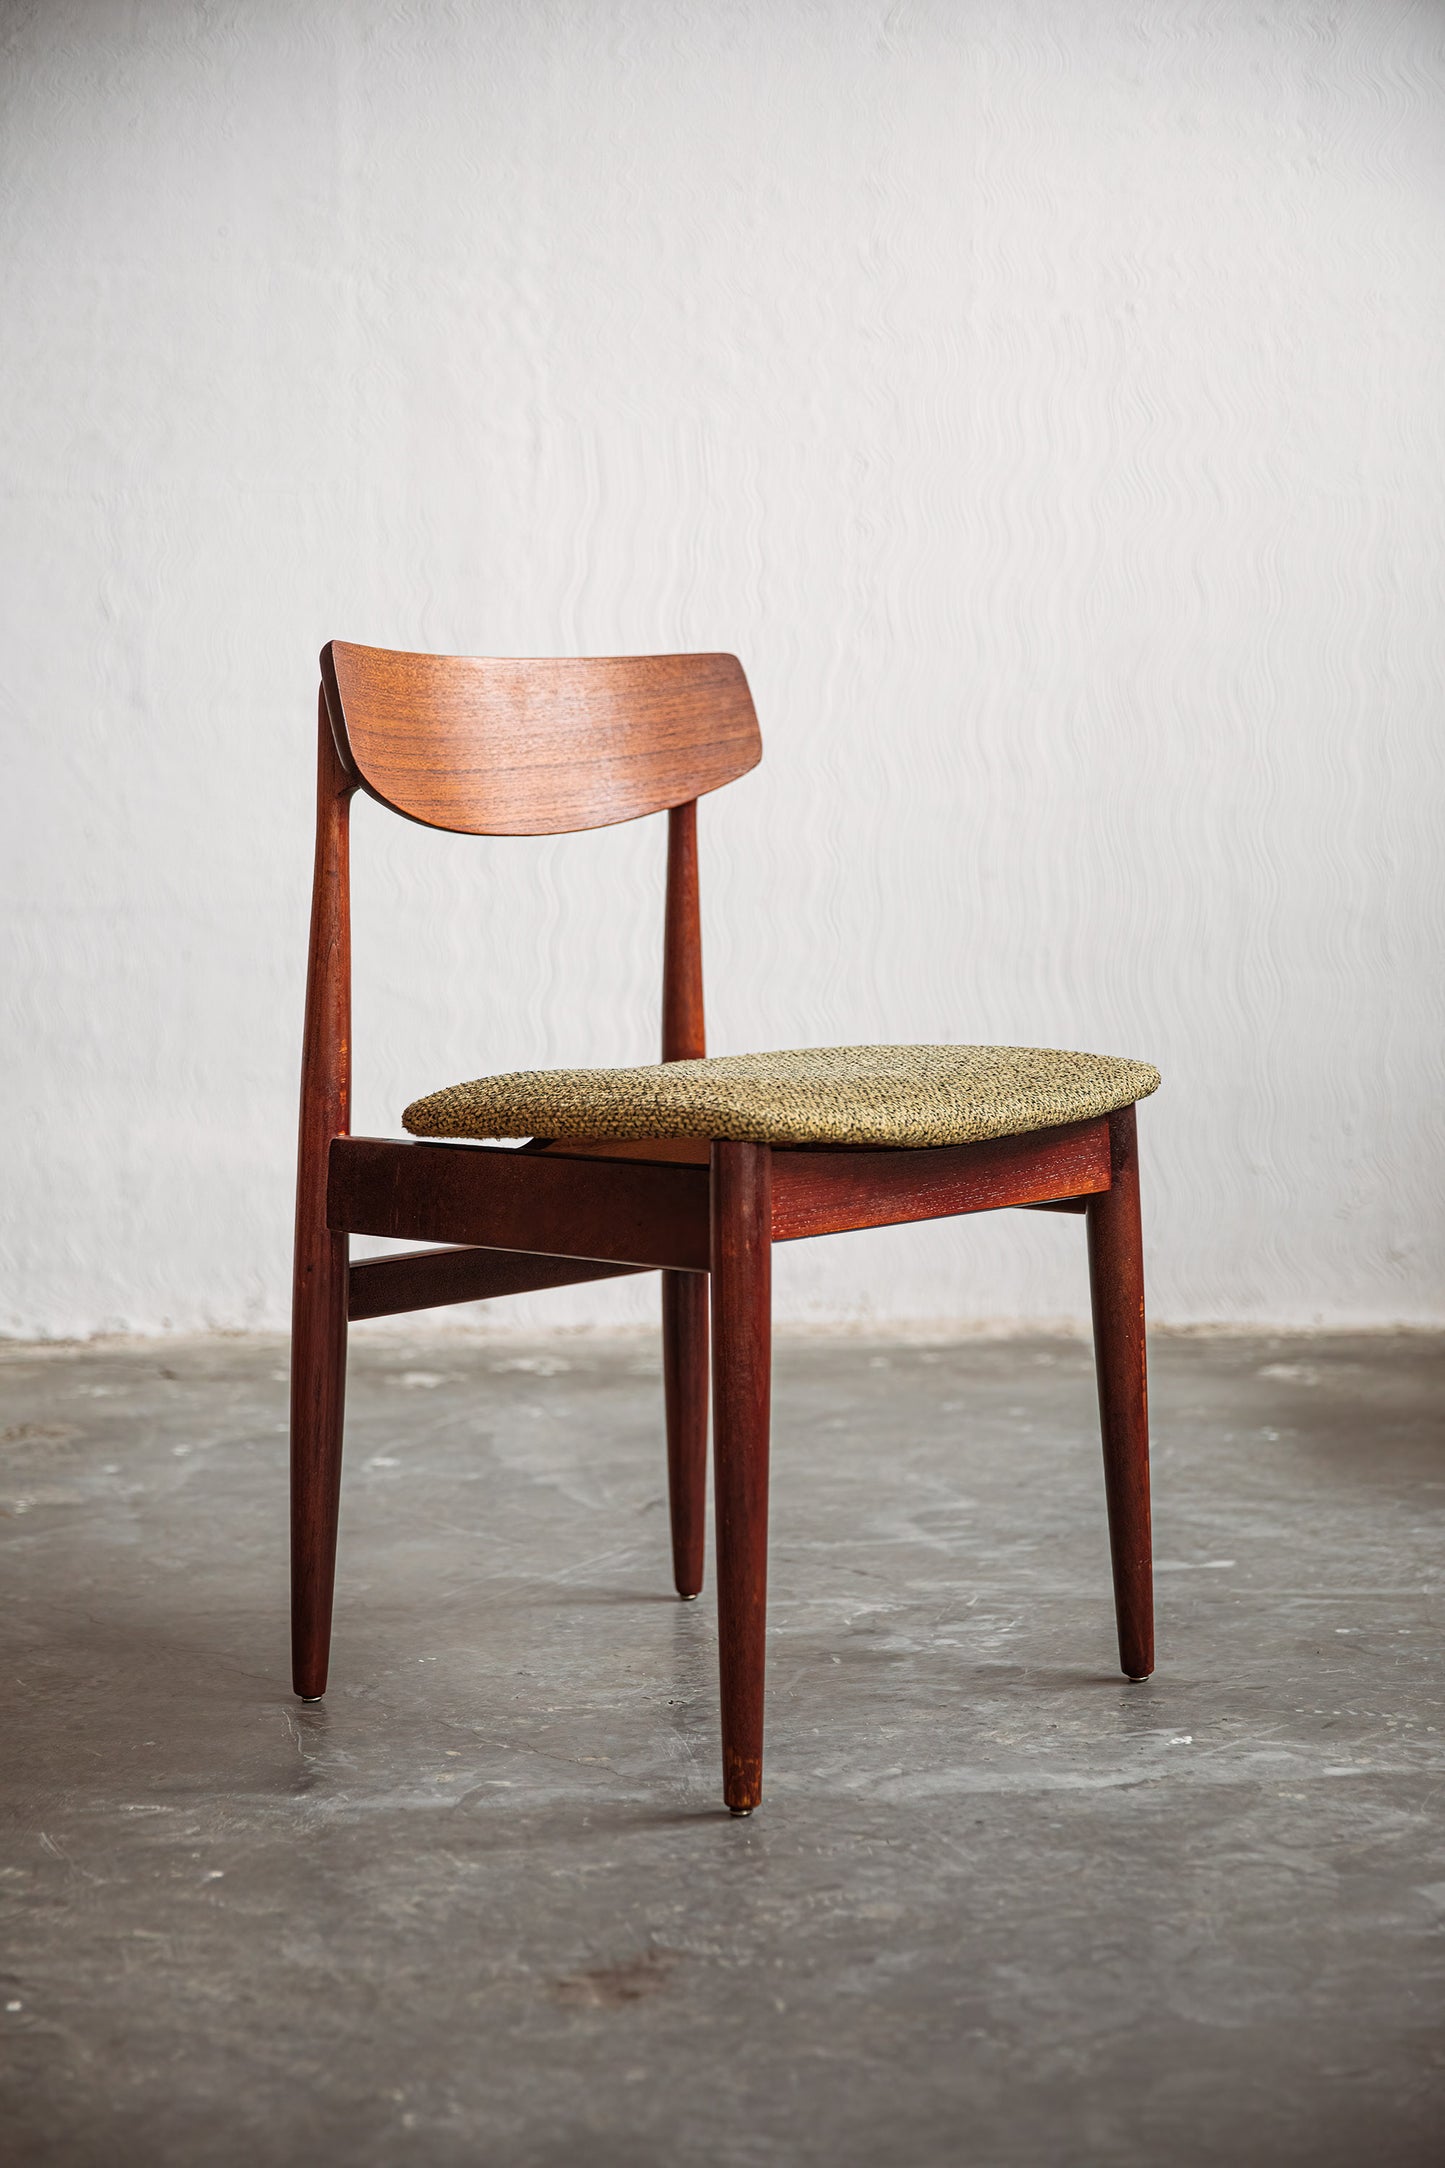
[293,641,1158,1815]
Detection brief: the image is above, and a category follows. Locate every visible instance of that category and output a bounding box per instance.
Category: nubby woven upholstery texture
[404,1044,1160,1150]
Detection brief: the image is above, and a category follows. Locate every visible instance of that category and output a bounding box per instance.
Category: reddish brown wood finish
[662,1275,709,1599]
[530,1135,1094,1204]
[291,693,355,1701]
[770,1119,1110,1243]
[348,1245,644,1321]
[521,1125,1106,1240]
[663,801,706,1061]
[1086,1105,1154,1680]
[710,1140,773,1815]
[328,1137,710,1270]
[322,643,761,837]
[291,638,1160,1809]
[661,799,710,1599]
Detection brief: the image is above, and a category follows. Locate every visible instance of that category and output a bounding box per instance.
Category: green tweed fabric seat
[404,1044,1160,1152]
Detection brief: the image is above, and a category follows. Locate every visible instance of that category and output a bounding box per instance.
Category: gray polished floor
[2,1329,1442,2165]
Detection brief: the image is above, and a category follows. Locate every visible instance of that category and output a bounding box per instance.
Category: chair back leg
[662,1270,709,1598]
[709,1140,773,1813]
[1086,1104,1154,1680]
[290,692,354,1701]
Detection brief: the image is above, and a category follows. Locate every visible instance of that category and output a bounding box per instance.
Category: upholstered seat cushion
[403,1044,1160,1151]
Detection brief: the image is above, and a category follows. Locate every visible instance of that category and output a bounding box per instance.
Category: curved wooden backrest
[321,640,762,836]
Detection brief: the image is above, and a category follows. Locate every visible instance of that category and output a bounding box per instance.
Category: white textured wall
[2,0,1443,1337]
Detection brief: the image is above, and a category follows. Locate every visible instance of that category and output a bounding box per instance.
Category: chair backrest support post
[663,800,706,1062]
[297,687,354,1169]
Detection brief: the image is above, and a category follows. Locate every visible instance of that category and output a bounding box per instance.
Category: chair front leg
[1085,1104,1154,1680]
[662,1270,709,1599]
[709,1140,773,1814]
[291,1216,349,1698]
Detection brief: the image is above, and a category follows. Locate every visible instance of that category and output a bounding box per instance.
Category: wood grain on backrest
[321,641,761,836]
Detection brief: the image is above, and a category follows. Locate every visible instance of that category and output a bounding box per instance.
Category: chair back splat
[320,640,761,837]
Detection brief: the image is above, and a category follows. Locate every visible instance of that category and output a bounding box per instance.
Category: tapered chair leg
[1086,1103,1154,1680]
[290,1223,349,1700]
[709,1140,773,1814]
[662,1270,709,1598]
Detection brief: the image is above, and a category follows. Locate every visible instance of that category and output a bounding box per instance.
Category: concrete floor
[1,1328,1442,2166]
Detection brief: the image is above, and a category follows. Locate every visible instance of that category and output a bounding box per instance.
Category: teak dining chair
[293,641,1160,1815]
